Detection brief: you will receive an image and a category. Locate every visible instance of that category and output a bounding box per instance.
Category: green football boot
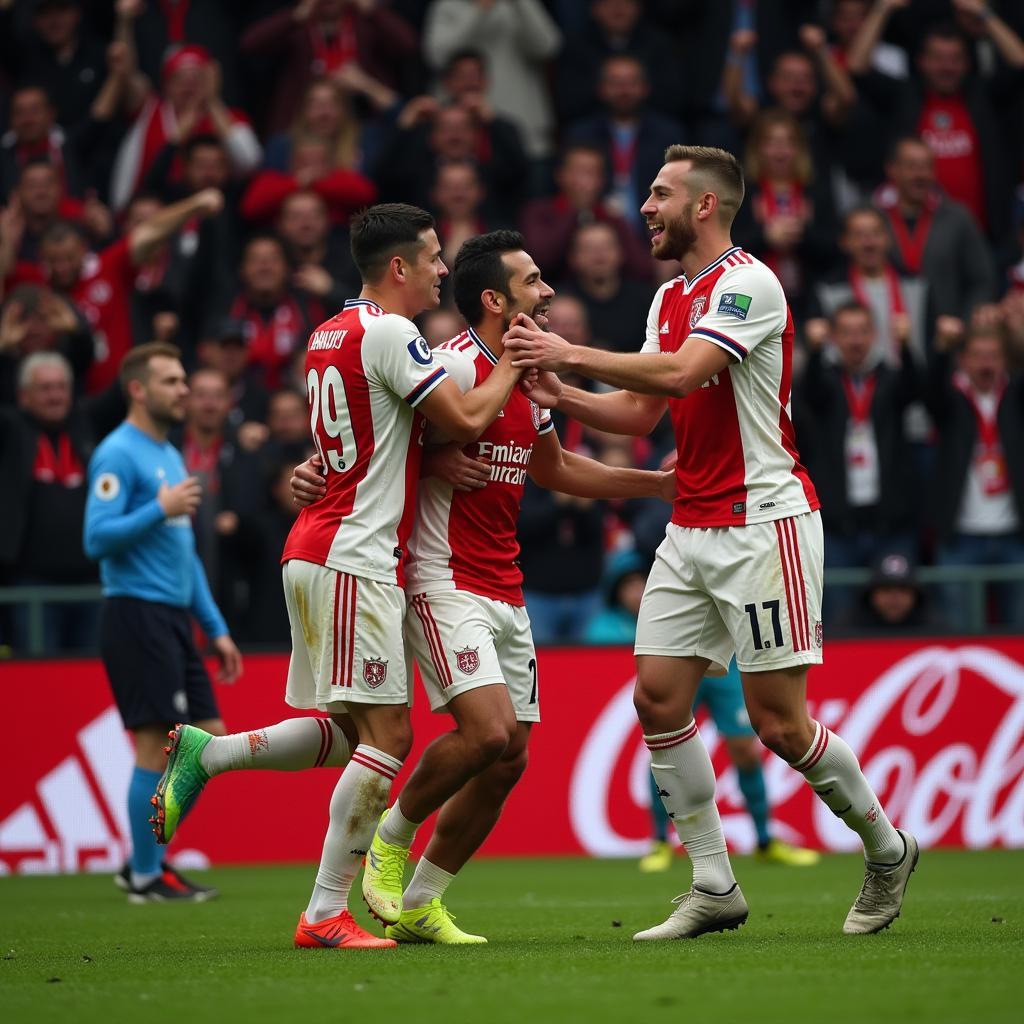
[150,724,213,845]
[385,899,487,945]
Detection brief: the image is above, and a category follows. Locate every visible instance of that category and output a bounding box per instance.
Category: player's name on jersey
[308,329,349,350]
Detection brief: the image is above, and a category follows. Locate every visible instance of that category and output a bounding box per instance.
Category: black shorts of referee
[100,597,221,729]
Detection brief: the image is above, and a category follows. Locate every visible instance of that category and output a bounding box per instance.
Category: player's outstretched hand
[519,368,563,408]
[424,443,491,492]
[505,314,573,372]
[291,454,327,508]
[213,634,243,683]
[158,477,202,518]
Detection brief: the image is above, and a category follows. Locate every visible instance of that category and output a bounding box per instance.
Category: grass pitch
[1,851,1020,1024]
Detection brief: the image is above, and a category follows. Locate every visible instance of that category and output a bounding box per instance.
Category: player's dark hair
[451,229,525,324]
[829,300,874,328]
[120,341,182,397]
[350,203,435,283]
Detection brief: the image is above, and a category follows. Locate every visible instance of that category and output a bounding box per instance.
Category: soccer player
[154,204,523,950]
[506,146,918,938]
[640,658,819,872]
[355,231,674,942]
[83,342,243,902]
[160,231,672,945]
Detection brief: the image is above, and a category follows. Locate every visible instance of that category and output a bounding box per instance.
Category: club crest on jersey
[529,401,542,430]
[455,646,480,675]
[363,658,388,688]
[688,295,707,329]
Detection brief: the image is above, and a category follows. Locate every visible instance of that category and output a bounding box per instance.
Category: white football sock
[792,721,904,865]
[377,799,419,849]
[403,857,455,909]
[200,718,350,775]
[646,722,736,893]
[305,745,403,923]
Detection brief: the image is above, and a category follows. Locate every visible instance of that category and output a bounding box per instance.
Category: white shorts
[283,559,411,713]
[635,511,824,674]
[405,590,540,723]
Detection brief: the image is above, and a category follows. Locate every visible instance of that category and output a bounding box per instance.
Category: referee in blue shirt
[84,342,242,902]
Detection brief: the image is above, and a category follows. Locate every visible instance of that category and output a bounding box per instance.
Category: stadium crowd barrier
[1,639,1022,874]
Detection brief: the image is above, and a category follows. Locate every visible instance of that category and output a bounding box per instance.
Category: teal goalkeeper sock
[128,766,163,877]
[737,763,772,848]
[648,768,672,842]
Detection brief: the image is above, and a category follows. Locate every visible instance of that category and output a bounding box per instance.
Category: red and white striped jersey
[642,247,819,527]
[282,299,449,585]
[405,328,553,605]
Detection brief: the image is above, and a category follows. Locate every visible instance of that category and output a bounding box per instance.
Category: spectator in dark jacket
[926,316,1024,627]
[0,351,123,652]
[224,233,325,392]
[799,301,921,618]
[0,0,108,135]
[172,365,265,621]
[240,0,420,134]
[810,205,929,369]
[519,143,651,283]
[852,19,1024,242]
[874,136,995,322]
[555,0,681,123]
[373,96,527,221]
[566,54,683,234]
[0,85,88,201]
[561,221,651,353]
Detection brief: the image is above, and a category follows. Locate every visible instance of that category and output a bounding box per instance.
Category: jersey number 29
[307,366,357,473]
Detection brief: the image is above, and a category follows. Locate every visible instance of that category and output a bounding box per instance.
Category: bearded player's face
[641,162,698,262]
[501,250,553,330]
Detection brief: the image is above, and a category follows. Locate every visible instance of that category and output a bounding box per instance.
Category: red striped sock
[646,722,736,892]
[792,721,903,863]
[306,744,403,923]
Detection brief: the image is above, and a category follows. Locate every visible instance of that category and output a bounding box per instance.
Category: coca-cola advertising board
[1,639,1022,874]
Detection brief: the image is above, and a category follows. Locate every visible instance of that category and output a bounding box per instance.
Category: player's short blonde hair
[663,145,745,224]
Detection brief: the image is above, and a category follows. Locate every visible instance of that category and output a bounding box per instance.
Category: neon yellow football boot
[361,809,410,924]
[385,899,487,945]
[755,838,821,866]
[639,840,674,873]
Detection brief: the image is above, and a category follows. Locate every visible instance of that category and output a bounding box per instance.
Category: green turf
[1,852,1020,1024]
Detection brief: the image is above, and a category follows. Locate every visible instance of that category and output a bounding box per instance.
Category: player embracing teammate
[507,146,917,938]
[154,149,917,944]
[152,216,673,946]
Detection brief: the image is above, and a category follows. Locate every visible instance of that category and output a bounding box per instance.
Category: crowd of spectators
[2,0,1024,655]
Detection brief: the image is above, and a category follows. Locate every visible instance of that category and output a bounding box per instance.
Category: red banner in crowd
[2,639,1023,874]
